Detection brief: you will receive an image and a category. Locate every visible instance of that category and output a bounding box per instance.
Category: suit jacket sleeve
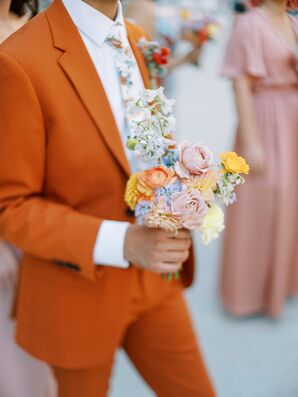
[0,51,101,282]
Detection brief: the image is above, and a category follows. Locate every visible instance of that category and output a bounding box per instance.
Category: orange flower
[138,167,175,196]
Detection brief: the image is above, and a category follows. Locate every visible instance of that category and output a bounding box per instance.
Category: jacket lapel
[58,46,132,176]
[46,0,151,177]
[127,27,150,89]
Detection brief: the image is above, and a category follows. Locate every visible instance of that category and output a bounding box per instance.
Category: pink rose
[171,187,208,230]
[175,141,213,179]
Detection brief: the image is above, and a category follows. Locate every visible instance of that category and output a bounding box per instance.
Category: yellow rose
[220,152,249,175]
[125,173,140,211]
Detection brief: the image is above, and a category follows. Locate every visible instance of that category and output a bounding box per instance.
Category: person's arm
[0,51,101,282]
[0,51,192,281]
[233,76,265,174]
[167,47,202,71]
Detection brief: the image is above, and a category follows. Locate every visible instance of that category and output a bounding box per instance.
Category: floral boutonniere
[138,37,171,89]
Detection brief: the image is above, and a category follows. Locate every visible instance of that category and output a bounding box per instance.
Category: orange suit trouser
[52,270,216,397]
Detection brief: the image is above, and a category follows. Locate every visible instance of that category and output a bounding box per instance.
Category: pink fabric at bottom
[0,283,57,397]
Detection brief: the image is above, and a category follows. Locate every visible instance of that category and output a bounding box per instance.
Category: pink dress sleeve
[221,13,267,79]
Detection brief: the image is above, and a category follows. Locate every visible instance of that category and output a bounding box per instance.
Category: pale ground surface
[110,11,298,397]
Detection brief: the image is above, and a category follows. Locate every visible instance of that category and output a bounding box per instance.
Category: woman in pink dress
[220,0,298,317]
[0,1,56,396]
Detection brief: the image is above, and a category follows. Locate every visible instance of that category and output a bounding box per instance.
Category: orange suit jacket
[0,0,195,368]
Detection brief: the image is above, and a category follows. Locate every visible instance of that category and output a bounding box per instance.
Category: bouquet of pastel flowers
[180,16,221,46]
[125,88,249,246]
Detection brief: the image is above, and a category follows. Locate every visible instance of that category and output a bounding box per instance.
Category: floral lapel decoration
[138,37,171,89]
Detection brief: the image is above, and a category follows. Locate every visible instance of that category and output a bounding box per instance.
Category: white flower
[155,86,165,98]
[216,173,244,206]
[126,88,177,167]
[161,97,175,116]
[167,115,176,133]
[142,108,153,121]
[199,204,225,245]
[143,88,160,103]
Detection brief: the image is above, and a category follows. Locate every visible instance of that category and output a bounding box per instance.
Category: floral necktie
[106,25,144,171]
[106,24,142,106]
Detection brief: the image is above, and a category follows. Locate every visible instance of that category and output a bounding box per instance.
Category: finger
[163,238,192,252]
[152,239,192,254]
[151,247,188,265]
[162,251,190,264]
[168,230,191,240]
[150,262,183,274]
[172,239,192,251]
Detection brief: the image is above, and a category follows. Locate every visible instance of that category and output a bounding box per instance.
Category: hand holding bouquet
[125,88,249,248]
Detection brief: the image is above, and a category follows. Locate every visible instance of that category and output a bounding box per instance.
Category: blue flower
[135,201,152,224]
[155,180,183,206]
[162,149,179,167]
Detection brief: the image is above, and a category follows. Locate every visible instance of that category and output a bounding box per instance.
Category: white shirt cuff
[93,221,130,268]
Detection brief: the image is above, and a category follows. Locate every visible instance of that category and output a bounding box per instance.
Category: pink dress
[220,10,298,317]
[0,243,57,397]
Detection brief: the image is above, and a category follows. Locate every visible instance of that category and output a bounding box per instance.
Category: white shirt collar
[62,0,126,47]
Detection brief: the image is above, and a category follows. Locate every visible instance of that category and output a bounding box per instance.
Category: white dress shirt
[62,0,145,268]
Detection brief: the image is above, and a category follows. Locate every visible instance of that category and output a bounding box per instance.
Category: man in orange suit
[0,0,216,396]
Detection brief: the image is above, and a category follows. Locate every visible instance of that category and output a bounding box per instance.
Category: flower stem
[162,271,181,281]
